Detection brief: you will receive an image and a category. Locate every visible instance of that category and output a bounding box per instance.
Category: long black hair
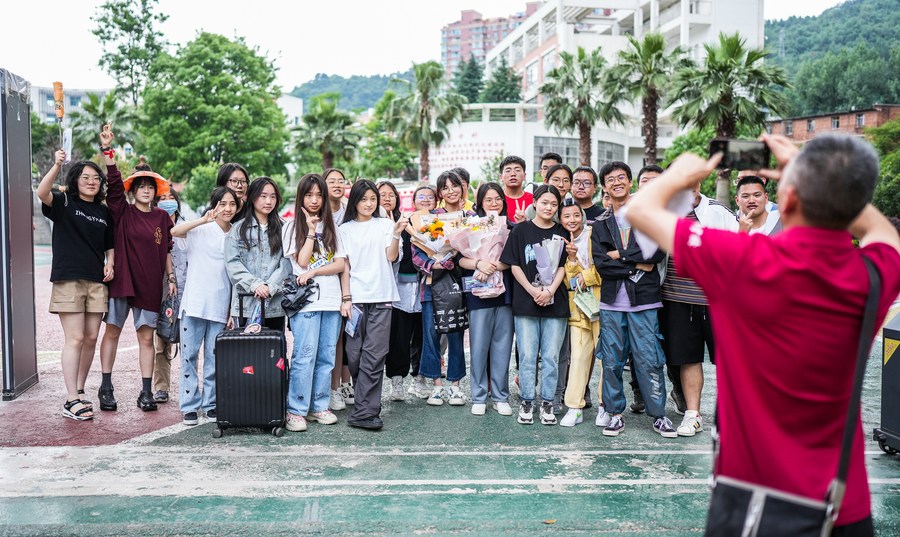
[293,174,337,256]
[376,180,401,221]
[436,170,465,205]
[64,161,107,203]
[474,182,508,218]
[239,177,283,253]
[342,180,380,224]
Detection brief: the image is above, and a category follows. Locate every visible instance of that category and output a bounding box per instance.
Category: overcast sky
[1,0,843,90]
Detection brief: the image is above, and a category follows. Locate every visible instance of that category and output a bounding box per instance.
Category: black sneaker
[670,389,687,416]
[540,401,557,425]
[153,390,169,403]
[630,391,645,414]
[183,412,199,426]
[517,401,534,425]
[206,409,217,423]
[98,387,117,411]
[137,391,158,411]
[552,396,564,415]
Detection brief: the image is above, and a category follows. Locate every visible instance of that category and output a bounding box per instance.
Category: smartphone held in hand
[709,138,771,170]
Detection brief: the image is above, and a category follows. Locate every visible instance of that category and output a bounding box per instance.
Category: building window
[541,51,555,77]
[785,121,793,135]
[597,141,625,165]
[856,113,865,128]
[525,62,538,90]
[807,119,815,133]
[534,136,579,172]
[766,124,773,134]
[831,116,839,129]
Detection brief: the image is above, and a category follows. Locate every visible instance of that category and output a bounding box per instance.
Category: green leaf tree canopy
[607,33,686,165]
[480,56,521,103]
[295,93,360,171]
[383,61,465,180]
[867,117,900,217]
[91,0,170,106]
[540,47,623,167]
[68,91,141,161]
[669,32,790,202]
[141,33,290,185]
[453,56,484,104]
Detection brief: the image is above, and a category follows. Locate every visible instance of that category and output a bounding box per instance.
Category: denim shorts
[104,296,159,330]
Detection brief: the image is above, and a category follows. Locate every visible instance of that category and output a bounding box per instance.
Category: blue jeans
[179,315,225,414]
[514,316,566,402]
[469,306,513,404]
[600,309,667,417]
[287,310,341,416]
[419,299,466,382]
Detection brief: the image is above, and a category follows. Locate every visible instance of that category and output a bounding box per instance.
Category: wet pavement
[1,254,898,536]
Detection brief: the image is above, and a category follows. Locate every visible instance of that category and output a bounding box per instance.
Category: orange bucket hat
[124,157,170,197]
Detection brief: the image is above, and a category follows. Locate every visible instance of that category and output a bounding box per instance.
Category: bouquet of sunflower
[409,210,465,258]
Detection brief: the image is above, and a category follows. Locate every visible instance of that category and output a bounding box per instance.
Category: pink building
[441,3,542,79]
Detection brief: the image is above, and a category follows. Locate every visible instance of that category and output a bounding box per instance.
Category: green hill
[288,69,414,112]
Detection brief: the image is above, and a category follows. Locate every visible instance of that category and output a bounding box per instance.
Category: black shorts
[659,300,715,366]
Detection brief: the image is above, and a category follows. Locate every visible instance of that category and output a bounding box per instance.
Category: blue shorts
[104,297,158,330]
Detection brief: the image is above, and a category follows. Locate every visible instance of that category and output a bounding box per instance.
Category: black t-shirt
[42,192,115,283]
[583,204,604,223]
[499,220,569,318]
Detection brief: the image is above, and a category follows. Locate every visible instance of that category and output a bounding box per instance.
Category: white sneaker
[390,376,405,401]
[340,382,355,405]
[560,408,583,427]
[493,401,513,416]
[595,404,611,427]
[677,410,703,437]
[448,386,466,406]
[286,413,307,432]
[410,377,429,399]
[427,388,444,406]
[517,400,534,424]
[471,403,486,416]
[540,401,557,425]
[329,389,346,411]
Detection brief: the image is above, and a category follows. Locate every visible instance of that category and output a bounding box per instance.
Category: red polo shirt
[673,219,900,526]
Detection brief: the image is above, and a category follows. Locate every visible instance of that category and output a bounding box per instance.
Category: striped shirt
[660,212,707,305]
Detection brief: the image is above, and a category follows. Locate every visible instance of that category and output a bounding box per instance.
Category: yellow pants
[152,333,173,393]
[563,321,601,409]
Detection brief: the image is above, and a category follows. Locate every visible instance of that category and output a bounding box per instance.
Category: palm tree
[68,91,141,160]
[383,61,466,179]
[607,33,687,165]
[669,32,790,202]
[294,93,360,170]
[540,47,623,167]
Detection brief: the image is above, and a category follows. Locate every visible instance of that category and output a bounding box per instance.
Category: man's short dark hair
[540,152,563,166]
[599,161,633,186]
[788,134,879,229]
[499,155,527,173]
[736,176,766,191]
[572,166,598,186]
[637,164,664,180]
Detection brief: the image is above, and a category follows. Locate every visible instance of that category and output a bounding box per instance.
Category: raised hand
[565,235,578,261]
[394,215,410,236]
[203,208,220,223]
[301,207,319,232]
[99,123,114,147]
[54,150,66,166]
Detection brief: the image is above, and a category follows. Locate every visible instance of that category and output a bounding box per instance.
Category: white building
[30,86,109,124]
[277,94,304,128]
[431,0,764,179]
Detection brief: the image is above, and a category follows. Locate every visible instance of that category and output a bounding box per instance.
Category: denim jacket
[224,217,291,318]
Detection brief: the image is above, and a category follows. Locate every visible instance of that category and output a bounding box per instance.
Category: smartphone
[709,138,771,170]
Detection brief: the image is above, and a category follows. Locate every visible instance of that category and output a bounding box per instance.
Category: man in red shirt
[500,156,532,224]
[627,133,900,535]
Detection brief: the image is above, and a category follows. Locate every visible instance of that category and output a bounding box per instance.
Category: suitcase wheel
[212,427,223,439]
[273,427,285,438]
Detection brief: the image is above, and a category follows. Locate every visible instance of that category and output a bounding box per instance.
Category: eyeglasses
[79,175,101,184]
[415,195,435,201]
[228,179,248,187]
[572,180,593,188]
[605,174,629,184]
[381,193,397,200]
[326,179,349,186]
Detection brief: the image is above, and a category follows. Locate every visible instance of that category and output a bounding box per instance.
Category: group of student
[42,124,784,437]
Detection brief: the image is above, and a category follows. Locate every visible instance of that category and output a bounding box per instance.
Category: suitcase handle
[238,292,266,323]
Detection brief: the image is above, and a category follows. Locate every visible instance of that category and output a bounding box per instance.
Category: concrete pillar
[556,0,567,52]
[634,8,643,38]
[651,0,659,31]
[680,0,689,48]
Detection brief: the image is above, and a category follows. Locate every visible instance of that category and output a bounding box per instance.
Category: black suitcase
[213,294,288,438]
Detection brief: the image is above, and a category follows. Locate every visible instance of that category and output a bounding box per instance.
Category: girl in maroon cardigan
[96,125,176,412]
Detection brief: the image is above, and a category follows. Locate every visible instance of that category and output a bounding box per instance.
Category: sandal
[63,399,94,421]
[77,390,93,410]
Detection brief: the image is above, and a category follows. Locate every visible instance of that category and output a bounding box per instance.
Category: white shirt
[339,218,400,304]
[749,210,782,236]
[180,222,231,324]
[282,220,346,312]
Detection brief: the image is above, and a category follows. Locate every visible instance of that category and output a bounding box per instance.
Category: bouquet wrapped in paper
[409,210,467,259]
[448,213,509,298]
[532,237,566,304]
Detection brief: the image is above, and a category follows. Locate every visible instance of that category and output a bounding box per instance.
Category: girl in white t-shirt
[171,187,238,426]
[338,180,407,430]
[282,174,347,432]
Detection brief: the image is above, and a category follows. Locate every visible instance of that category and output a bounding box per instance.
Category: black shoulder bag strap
[827,256,881,518]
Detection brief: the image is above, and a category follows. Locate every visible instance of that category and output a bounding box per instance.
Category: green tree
[295,93,360,170]
[355,92,414,179]
[141,33,291,183]
[91,0,170,106]
[670,33,790,202]
[68,91,141,161]
[180,162,219,210]
[540,47,623,167]
[31,112,58,177]
[867,117,900,217]
[453,56,483,103]
[384,61,466,179]
[607,33,686,165]
[480,56,521,103]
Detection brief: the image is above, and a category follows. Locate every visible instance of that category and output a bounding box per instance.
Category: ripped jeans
[287,310,341,416]
[599,309,668,417]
